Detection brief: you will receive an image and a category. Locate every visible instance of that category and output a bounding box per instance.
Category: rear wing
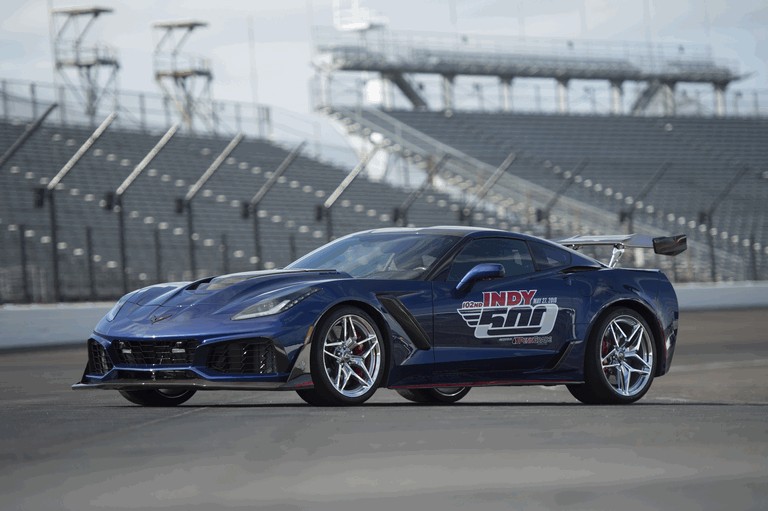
[558,234,687,268]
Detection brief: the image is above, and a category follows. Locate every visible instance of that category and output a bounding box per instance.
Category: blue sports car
[73,227,686,406]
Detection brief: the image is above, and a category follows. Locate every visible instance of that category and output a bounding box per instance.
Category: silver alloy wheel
[599,314,654,397]
[321,314,382,398]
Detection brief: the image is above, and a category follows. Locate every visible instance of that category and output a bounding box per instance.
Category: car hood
[96,269,351,339]
[128,269,349,308]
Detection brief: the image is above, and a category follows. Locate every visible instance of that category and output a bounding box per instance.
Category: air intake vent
[88,339,113,375]
[115,340,199,365]
[206,340,277,374]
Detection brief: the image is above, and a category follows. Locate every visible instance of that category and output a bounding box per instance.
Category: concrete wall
[674,281,768,311]
[0,303,111,350]
[1,282,767,350]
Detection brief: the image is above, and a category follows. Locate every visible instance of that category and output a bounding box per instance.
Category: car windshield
[286,233,459,279]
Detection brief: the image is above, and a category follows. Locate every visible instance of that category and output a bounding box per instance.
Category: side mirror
[455,263,505,294]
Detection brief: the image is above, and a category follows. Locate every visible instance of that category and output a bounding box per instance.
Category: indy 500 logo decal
[458,290,558,339]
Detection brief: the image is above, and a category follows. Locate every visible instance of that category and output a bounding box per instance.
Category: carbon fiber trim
[378,295,432,350]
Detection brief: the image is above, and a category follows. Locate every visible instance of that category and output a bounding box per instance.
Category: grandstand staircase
[323,106,753,281]
[631,80,663,115]
[383,72,428,110]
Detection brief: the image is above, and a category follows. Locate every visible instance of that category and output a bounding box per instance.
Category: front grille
[114,340,199,365]
[88,339,113,375]
[206,340,277,374]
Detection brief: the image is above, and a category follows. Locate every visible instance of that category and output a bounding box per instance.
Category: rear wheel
[301,306,385,406]
[568,307,656,404]
[396,387,471,404]
[119,389,196,407]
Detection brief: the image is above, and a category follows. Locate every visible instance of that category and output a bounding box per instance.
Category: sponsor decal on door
[457,290,558,340]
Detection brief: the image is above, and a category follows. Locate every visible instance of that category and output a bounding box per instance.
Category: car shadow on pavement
[105,401,768,409]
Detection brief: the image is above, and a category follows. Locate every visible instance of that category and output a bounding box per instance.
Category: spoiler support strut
[559,234,687,268]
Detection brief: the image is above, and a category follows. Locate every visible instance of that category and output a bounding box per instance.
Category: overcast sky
[1,0,766,116]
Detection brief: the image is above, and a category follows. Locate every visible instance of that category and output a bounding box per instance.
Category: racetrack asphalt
[1,309,766,510]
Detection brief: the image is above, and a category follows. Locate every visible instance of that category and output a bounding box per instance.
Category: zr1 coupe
[74,227,686,406]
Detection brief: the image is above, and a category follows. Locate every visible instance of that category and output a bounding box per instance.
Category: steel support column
[556,78,569,113]
[19,225,31,303]
[714,83,727,117]
[662,82,677,116]
[500,77,513,112]
[442,75,455,111]
[610,81,623,115]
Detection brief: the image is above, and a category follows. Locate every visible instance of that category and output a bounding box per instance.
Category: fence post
[154,227,162,283]
[164,96,171,128]
[749,232,758,281]
[19,225,32,303]
[221,233,229,275]
[1,80,7,120]
[58,86,67,125]
[30,83,38,118]
[289,233,297,262]
[139,94,146,132]
[86,226,96,300]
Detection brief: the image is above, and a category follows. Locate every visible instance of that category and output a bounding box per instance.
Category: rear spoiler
[558,234,687,268]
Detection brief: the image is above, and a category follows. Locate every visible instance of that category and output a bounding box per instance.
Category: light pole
[619,161,670,234]
[698,165,751,281]
[106,124,178,294]
[36,112,116,302]
[177,133,244,279]
[459,152,517,226]
[318,144,380,242]
[536,160,588,239]
[242,141,305,269]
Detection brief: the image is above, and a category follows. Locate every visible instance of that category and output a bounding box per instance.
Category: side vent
[87,339,113,375]
[206,340,278,374]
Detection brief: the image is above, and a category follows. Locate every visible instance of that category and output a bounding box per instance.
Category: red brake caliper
[601,334,612,376]
[351,330,364,379]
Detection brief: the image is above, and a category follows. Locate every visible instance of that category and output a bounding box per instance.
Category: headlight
[105,292,135,322]
[232,288,319,320]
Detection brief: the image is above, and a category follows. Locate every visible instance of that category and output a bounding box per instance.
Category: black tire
[295,388,333,406]
[119,389,196,407]
[568,307,657,405]
[307,306,386,406]
[396,387,471,404]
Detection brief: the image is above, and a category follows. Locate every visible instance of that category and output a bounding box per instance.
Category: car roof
[364,225,505,237]
[359,226,603,267]
[363,225,542,242]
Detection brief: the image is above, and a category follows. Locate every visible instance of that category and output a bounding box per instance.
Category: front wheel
[397,387,471,404]
[568,307,657,404]
[119,389,196,407]
[305,306,385,406]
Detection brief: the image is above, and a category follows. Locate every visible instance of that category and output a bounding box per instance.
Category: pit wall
[1,282,767,350]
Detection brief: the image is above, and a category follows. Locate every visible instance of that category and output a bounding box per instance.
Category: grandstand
[314,28,767,284]
[0,108,495,303]
[1,16,766,304]
[326,107,767,279]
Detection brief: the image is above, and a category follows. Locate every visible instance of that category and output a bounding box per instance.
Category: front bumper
[74,332,314,391]
[72,374,313,391]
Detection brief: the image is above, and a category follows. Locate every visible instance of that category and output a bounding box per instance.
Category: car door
[432,236,586,383]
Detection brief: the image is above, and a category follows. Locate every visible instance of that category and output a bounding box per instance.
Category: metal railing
[313,26,739,79]
[0,77,359,169]
[312,72,768,118]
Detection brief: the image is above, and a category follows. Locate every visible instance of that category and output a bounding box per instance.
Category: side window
[447,238,535,281]
[529,241,571,270]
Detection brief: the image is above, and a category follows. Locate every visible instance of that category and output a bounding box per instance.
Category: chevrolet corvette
[73,226,686,406]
